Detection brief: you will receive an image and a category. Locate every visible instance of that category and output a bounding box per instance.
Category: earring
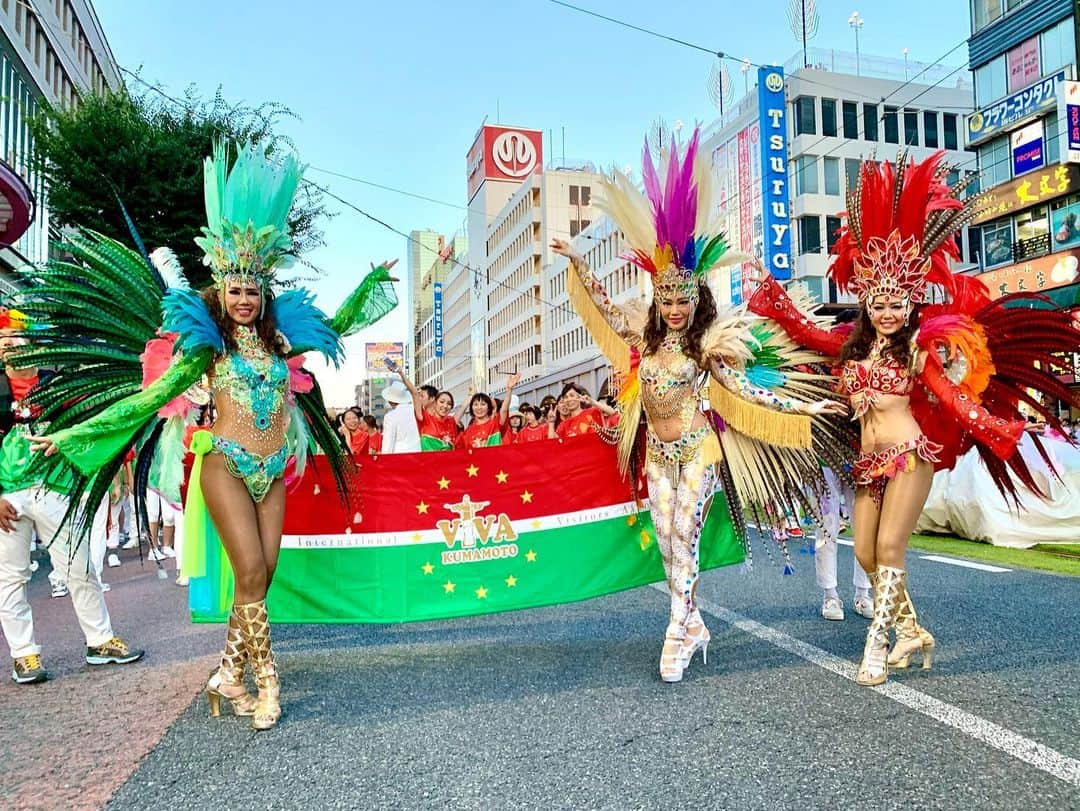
[655,308,663,331]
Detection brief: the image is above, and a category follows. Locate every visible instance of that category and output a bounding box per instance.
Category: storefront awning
[0,159,34,248]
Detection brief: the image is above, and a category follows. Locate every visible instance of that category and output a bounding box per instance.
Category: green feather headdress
[194,140,305,290]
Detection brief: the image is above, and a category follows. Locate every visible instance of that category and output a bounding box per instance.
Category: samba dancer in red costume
[748,152,1079,685]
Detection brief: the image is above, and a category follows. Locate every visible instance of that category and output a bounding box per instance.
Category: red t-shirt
[367,432,383,454]
[8,374,38,402]
[514,423,549,443]
[457,415,503,449]
[417,411,460,449]
[556,407,603,439]
[348,430,368,457]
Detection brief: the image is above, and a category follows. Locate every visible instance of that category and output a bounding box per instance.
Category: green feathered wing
[11,230,202,541]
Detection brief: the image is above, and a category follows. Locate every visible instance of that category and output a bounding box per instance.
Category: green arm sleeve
[49,349,214,477]
[328,266,399,338]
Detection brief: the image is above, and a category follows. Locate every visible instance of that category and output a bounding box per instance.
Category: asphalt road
[4,539,1078,810]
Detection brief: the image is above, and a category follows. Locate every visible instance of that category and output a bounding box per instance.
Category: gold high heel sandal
[659,623,688,683]
[888,585,935,670]
[237,599,281,731]
[856,565,905,687]
[206,607,258,717]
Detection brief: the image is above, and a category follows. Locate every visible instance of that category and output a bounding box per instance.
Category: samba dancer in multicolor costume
[747,151,1078,685]
[556,128,848,683]
[24,142,398,727]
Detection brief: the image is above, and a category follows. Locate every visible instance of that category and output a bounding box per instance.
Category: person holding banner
[390,362,460,451]
[556,127,847,684]
[25,141,398,728]
[457,374,520,449]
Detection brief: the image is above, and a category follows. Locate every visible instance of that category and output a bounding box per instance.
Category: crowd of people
[333,372,624,457]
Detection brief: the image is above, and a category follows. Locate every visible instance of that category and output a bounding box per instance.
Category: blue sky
[93,0,972,403]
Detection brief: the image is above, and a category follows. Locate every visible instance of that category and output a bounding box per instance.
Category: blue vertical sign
[433,282,444,359]
[758,66,792,280]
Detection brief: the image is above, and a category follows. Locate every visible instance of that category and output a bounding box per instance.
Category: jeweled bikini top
[840,337,914,419]
[639,331,701,422]
[211,326,289,431]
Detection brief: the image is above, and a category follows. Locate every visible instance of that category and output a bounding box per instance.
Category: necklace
[660,330,686,353]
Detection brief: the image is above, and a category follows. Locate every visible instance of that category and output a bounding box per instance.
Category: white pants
[816,467,870,592]
[90,498,118,578]
[0,487,114,658]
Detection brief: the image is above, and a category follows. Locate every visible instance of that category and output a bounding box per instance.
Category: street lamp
[741,59,751,94]
[902,47,910,80]
[848,11,864,76]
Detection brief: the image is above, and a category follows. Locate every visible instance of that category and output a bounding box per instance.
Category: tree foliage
[28,85,328,287]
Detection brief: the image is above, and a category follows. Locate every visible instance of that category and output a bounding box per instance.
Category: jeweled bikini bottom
[211,437,288,503]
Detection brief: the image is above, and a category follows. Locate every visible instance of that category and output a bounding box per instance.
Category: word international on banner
[758,65,792,280]
[433,282,444,359]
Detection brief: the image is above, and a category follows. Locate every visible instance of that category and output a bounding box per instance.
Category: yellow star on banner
[525,550,537,563]
[443,580,456,594]
[505,575,517,588]
[627,514,638,526]
[520,490,534,504]
[466,464,479,477]
[411,532,423,543]
[495,470,509,484]
[476,586,488,599]
[639,530,653,550]
[416,501,429,515]
[530,519,542,530]
[437,477,451,490]
[422,562,435,575]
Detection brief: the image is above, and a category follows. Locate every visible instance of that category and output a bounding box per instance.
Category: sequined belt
[647,426,711,467]
[853,434,942,505]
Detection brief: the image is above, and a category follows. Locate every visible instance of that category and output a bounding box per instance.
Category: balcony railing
[1011,233,1051,263]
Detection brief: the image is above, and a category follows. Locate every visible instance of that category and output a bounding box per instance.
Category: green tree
[27,86,328,287]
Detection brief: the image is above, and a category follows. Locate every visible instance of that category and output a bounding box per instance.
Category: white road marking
[836,538,854,547]
[918,555,1011,573]
[667,585,1080,787]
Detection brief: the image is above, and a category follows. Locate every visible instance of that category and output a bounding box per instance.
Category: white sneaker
[106,553,121,568]
[175,575,189,587]
[148,548,166,561]
[821,596,845,621]
[120,538,138,550]
[161,546,176,558]
[51,582,69,598]
[853,593,874,619]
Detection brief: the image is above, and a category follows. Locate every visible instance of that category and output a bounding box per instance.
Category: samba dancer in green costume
[26,142,398,730]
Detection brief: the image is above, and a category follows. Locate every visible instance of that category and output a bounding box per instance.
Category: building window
[943,114,959,150]
[924,112,939,148]
[904,110,919,146]
[1045,111,1061,164]
[821,98,838,137]
[1040,16,1074,75]
[845,157,861,192]
[972,0,1003,33]
[977,136,1010,187]
[863,103,879,141]
[798,215,822,254]
[1015,205,1049,242]
[975,54,1007,107]
[794,96,816,136]
[824,157,841,195]
[982,218,1013,267]
[826,215,843,252]
[569,185,578,205]
[842,101,859,139]
[883,106,899,144]
[795,155,819,194]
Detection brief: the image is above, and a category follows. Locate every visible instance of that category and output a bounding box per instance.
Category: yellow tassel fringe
[708,384,812,450]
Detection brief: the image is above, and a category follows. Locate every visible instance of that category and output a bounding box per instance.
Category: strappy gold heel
[207,606,258,717]
[857,565,904,687]
[237,599,281,730]
[889,584,935,670]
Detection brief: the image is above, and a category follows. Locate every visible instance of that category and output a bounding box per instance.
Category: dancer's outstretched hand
[28,435,57,456]
[550,238,583,265]
[375,258,400,282]
[802,399,848,417]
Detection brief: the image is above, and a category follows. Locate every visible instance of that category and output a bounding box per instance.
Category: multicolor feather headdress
[194,140,305,291]
[595,127,744,309]
[830,150,980,307]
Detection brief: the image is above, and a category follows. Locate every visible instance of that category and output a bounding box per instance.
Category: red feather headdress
[830,151,981,305]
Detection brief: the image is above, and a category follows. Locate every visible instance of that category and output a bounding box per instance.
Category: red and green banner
[189,433,743,623]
